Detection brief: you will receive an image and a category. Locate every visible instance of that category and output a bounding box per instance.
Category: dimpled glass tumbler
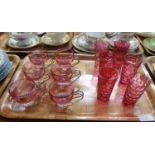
[120,54,142,85]
[123,73,151,107]
[97,67,118,103]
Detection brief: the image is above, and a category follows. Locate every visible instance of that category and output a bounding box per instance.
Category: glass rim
[9,79,37,98]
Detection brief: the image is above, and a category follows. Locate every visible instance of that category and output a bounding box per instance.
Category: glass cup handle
[36,74,50,88]
[45,58,54,69]
[71,55,80,67]
[71,70,81,83]
[71,89,84,104]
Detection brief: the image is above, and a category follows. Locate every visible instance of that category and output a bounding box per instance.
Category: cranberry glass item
[99,52,113,69]
[49,83,83,108]
[29,49,48,66]
[9,79,39,104]
[120,54,142,85]
[97,67,118,102]
[113,40,129,69]
[55,51,79,66]
[51,64,81,84]
[94,40,111,76]
[123,73,151,107]
[23,62,45,81]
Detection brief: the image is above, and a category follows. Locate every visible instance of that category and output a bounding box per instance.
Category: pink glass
[9,79,40,104]
[120,54,142,85]
[99,52,113,69]
[55,51,79,66]
[29,48,48,65]
[95,40,109,58]
[113,40,129,69]
[97,67,118,102]
[49,83,84,108]
[94,40,111,76]
[51,64,81,84]
[123,73,151,107]
[23,62,45,81]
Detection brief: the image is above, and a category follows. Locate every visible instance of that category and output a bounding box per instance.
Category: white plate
[7,36,40,49]
[110,36,139,52]
[72,35,94,53]
[41,33,70,46]
[136,32,155,38]
[78,34,94,50]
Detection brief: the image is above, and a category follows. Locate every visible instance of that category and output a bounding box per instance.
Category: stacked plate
[143,38,155,55]
[136,32,155,38]
[0,49,12,82]
[41,32,71,46]
[109,33,139,52]
[7,32,40,49]
[72,32,106,54]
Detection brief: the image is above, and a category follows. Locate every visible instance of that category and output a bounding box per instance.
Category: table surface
[0,32,153,121]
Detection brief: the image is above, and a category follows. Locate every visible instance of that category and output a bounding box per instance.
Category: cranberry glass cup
[23,62,45,81]
[9,79,39,104]
[51,64,81,84]
[97,67,118,102]
[120,54,142,85]
[55,51,79,66]
[49,83,84,108]
[123,73,151,107]
[113,40,129,69]
[29,49,48,66]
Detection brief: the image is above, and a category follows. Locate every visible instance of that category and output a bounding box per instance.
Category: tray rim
[0,54,20,97]
[136,35,155,56]
[0,54,154,121]
[145,56,155,76]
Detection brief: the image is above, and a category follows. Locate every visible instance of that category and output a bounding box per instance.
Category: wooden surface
[0,32,155,121]
[0,54,155,121]
[0,54,20,97]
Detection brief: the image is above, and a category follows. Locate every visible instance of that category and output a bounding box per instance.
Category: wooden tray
[0,54,155,121]
[0,54,20,97]
[136,35,155,56]
[3,33,74,54]
[145,56,155,77]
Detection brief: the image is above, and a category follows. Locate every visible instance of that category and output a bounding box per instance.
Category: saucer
[41,33,70,46]
[35,32,45,36]
[143,38,155,52]
[136,32,155,38]
[7,36,40,49]
[110,36,139,52]
[78,34,94,50]
[106,32,119,38]
[72,35,94,53]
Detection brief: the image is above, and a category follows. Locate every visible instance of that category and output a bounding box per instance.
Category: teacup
[84,32,105,47]
[10,32,33,47]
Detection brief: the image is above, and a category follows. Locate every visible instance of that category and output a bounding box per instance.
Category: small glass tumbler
[49,83,84,108]
[97,67,118,102]
[55,51,79,66]
[123,73,151,107]
[113,40,129,69]
[51,64,81,84]
[120,54,142,85]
